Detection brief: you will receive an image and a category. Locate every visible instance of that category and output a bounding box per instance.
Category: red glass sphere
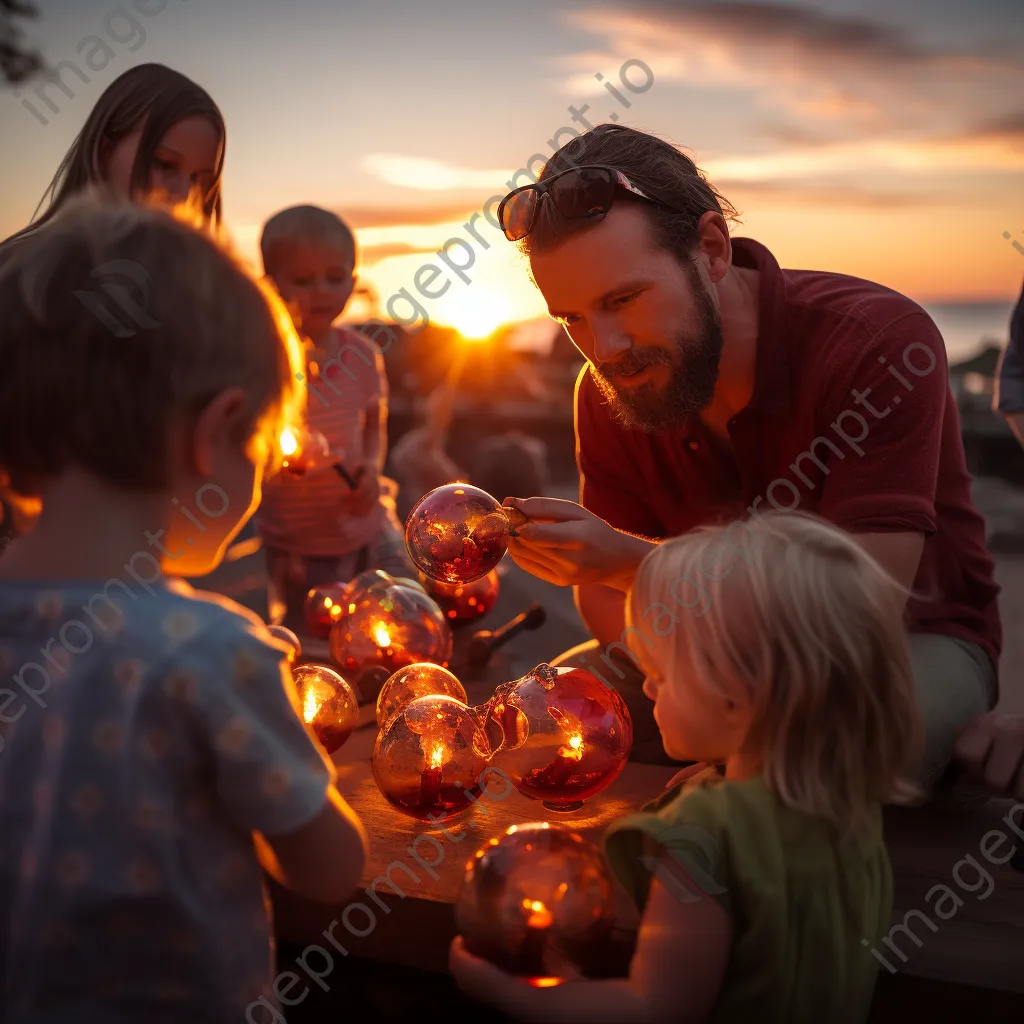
[329,584,453,700]
[279,425,335,476]
[456,823,615,981]
[292,663,359,754]
[303,583,349,641]
[426,569,500,627]
[485,664,633,811]
[372,695,489,820]
[342,569,399,607]
[405,484,510,584]
[376,663,469,728]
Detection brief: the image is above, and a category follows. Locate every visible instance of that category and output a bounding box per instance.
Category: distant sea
[508,300,1019,364]
[920,301,1017,364]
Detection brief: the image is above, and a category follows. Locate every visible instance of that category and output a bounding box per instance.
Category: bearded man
[498,124,1019,799]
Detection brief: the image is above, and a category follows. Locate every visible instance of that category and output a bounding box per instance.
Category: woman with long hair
[4,62,225,250]
[0,63,226,545]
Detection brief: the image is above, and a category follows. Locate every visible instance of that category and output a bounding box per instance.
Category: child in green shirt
[450,511,923,1023]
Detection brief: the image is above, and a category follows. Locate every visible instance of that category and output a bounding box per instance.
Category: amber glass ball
[279,425,334,476]
[405,484,510,584]
[484,664,633,811]
[426,569,500,628]
[303,583,349,641]
[372,695,490,820]
[342,569,398,607]
[292,663,359,754]
[329,584,453,700]
[456,823,615,981]
[376,663,469,729]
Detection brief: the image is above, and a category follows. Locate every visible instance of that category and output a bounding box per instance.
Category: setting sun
[446,289,517,340]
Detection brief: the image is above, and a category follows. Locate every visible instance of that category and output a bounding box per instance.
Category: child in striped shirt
[257,206,413,635]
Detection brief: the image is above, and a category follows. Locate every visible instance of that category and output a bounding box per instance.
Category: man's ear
[192,387,246,477]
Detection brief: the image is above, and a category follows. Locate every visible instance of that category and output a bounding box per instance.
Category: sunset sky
[3,0,1023,338]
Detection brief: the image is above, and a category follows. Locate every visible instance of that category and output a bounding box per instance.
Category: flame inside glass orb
[426,569,500,627]
[405,484,510,584]
[278,425,334,476]
[372,694,490,820]
[329,584,453,701]
[292,663,359,754]
[455,823,615,981]
[376,663,469,728]
[304,583,350,641]
[484,664,633,811]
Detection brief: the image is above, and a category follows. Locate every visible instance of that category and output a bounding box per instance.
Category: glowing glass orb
[455,823,615,981]
[376,663,469,728]
[292,663,359,754]
[372,694,490,820]
[278,425,334,476]
[266,624,301,663]
[484,664,633,811]
[304,583,349,641]
[342,569,398,607]
[426,569,500,627]
[405,484,510,584]
[329,584,453,700]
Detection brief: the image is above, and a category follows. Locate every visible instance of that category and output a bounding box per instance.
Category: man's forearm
[576,583,627,649]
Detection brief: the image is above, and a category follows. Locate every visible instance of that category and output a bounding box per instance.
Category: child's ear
[192,387,246,477]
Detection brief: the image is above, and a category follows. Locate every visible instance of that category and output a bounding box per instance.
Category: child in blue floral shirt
[0,198,366,1022]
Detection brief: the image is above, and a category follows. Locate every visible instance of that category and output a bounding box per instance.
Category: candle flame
[374,624,392,647]
[280,427,298,457]
[522,898,553,929]
[559,732,585,761]
[429,743,448,769]
[302,686,324,724]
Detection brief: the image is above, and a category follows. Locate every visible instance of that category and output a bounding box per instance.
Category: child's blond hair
[260,205,357,278]
[0,194,304,498]
[627,511,922,834]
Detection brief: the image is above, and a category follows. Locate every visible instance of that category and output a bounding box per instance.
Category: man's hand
[953,712,1024,800]
[505,497,656,592]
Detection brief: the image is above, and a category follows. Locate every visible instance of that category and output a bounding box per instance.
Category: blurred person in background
[256,206,413,634]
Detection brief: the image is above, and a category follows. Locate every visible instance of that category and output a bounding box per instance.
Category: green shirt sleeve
[603,769,733,915]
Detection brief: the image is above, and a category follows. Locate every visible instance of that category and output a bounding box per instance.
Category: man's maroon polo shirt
[576,236,1002,677]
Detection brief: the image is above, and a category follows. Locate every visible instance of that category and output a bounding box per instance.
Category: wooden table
[271,693,667,975]
[272,695,1024,995]
[273,571,1024,997]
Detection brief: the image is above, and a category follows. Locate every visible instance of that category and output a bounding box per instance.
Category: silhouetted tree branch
[0,0,42,85]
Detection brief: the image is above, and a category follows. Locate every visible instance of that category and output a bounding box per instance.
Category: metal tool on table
[459,602,547,672]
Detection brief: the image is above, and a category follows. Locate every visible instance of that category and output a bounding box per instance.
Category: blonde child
[451,512,922,1023]
[0,198,366,1020]
[256,205,413,633]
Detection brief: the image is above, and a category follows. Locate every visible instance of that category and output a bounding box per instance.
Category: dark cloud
[755,122,841,148]
[965,111,1024,140]
[620,1,1016,71]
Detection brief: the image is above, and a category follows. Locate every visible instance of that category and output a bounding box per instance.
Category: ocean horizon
[500,299,1018,362]
[922,300,1017,364]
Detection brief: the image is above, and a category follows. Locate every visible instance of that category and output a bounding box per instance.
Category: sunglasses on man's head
[497,165,662,242]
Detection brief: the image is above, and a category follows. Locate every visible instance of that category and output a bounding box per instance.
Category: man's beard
[589,280,723,433]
